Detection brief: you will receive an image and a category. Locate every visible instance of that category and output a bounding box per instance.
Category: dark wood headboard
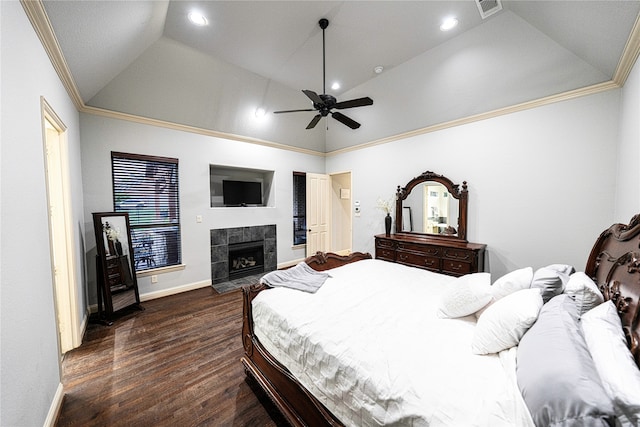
[585,214,640,367]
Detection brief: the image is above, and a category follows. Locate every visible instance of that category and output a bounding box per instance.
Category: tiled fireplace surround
[210,225,277,285]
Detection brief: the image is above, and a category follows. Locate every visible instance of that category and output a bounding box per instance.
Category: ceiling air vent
[476,0,502,19]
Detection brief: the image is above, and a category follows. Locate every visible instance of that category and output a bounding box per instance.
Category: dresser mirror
[93,212,142,324]
[395,171,468,241]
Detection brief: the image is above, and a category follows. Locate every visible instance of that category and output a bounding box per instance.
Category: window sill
[137,264,186,277]
[292,244,306,250]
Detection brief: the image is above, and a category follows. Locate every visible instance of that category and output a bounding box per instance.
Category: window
[111,152,181,272]
[293,172,306,246]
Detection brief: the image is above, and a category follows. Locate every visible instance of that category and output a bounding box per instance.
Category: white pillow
[471,288,543,354]
[491,267,533,300]
[564,272,603,315]
[582,301,640,426]
[436,272,492,319]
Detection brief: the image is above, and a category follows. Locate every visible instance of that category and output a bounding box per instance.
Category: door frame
[41,97,81,355]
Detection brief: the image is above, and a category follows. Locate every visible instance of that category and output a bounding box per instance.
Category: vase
[385,213,392,236]
[107,238,116,256]
[114,240,123,256]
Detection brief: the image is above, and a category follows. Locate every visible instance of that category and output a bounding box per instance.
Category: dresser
[375,234,486,277]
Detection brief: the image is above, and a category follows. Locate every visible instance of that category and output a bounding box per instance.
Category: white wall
[327,89,621,280]
[80,113,325,301]
[615,55,640,222]
[1,2,85,425]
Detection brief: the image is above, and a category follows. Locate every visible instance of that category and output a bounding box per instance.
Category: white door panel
[306,173,330,256]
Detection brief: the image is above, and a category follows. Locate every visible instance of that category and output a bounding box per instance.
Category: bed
[241,216,640,426]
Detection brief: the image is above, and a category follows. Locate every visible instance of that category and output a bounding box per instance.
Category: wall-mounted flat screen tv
[222,180,262,206]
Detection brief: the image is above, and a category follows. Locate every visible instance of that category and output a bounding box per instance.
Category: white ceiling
[41,0,640,151]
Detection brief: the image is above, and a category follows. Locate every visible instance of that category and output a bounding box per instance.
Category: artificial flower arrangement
[103,222,120,242]
[376,196,395,214]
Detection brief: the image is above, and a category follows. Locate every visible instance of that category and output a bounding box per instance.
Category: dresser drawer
[397,242,440,256]
[376,247,396,261]
[442,259,473,276]
[376,238,396,249]
[397,250,441,271]
[442,248,474,261]
[374,234,485,277]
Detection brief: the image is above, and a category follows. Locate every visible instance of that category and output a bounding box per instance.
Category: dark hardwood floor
[55,287,288,426]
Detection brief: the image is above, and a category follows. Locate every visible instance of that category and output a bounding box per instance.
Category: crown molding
[22,0,635,158]
[327,80,619,157]
[613,12,640,86]
[20,0,84,110]
[82,105,326,157]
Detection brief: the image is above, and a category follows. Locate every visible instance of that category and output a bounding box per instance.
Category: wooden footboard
[241,251,371,427]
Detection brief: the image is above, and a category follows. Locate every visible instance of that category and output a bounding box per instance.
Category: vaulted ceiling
[40,1,640,153]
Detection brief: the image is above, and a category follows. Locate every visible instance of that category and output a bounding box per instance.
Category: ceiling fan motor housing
[316,94,336,116]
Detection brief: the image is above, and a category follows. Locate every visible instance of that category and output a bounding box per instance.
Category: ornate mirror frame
[92,211,142,324]
[395,171,468,241]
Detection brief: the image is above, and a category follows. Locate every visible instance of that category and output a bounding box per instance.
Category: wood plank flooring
[55,287,288,427]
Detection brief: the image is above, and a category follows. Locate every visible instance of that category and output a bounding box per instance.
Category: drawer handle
[399,254,408,261]
[449,263,463,271]
[424,260,435,267]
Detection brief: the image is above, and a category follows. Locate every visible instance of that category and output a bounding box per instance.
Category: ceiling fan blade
[331,111,361,129]
[302,89,324,105]
[333,97,374,110]
[306,114,322,129]
[273,108,314,114]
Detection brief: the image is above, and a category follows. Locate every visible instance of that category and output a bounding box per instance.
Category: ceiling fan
[273,18,374,130]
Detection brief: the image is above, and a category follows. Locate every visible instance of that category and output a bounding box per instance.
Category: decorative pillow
[471,288,543,354]
[516,294,616,426]
[530,264,574,303]
[436,272,492,318]
[491,267,533,300]
[582,301,640,426]
[564,272,603,315]
[474,267,534,318]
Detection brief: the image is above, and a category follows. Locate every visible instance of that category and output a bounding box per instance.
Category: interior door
[306,173,331,256]
[43,107,80,355]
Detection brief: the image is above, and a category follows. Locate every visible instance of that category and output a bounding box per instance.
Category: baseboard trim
[44,382,64,427]
[278,258,305,269]
[140,280,211,302]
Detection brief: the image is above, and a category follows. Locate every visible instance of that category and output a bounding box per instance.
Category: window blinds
[111,152,181,271]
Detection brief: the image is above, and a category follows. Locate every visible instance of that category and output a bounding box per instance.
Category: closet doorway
[304,171,352,256]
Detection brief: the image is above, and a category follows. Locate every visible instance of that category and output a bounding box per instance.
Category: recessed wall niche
[210,165,275,208]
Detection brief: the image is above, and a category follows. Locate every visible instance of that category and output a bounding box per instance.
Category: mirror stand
[93,212,143,325]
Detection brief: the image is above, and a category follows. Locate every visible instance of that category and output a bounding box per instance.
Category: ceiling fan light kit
[273,18,373,130]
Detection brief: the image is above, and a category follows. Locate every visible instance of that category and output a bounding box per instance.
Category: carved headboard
[585,214,640,367]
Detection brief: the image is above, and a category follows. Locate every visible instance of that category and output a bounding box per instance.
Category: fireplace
[210,225,277,286]
[228,241,264,280]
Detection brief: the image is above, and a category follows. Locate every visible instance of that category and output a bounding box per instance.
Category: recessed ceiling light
[188,11,208,26]
[374,65,384,74]
[331,82,340,90]
[255,107,266,118]
[440,17,458,31]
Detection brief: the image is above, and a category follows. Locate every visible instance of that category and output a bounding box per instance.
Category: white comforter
[252,259,534,427]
